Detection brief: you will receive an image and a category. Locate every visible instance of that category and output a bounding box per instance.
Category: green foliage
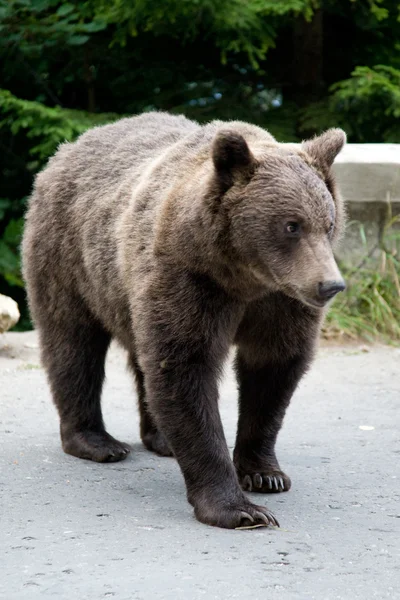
[0,0,316,71]
[0,0,106,52]
[330,65,400,142]
[324,217,400,343]
[0,88,118,160]
[301,65,400,141]
[0,217,24,287]
[91,0,316,66]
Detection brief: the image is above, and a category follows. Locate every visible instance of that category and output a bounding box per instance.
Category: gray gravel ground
[1,331,399,600]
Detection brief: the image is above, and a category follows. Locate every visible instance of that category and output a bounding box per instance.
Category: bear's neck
[154,186,276,303]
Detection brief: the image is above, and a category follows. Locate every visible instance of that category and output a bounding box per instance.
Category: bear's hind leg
[128,353,173,457]
[40,313,130,462]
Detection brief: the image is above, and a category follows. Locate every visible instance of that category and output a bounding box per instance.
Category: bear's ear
[212,131,256,191]
[302,128,346,169]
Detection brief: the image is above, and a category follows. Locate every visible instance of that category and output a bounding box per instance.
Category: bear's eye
[328,222,334,236]
[285,222,300,236]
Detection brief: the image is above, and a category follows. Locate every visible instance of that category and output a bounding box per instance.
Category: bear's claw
[194,496,279,529]
[239,470,291,494]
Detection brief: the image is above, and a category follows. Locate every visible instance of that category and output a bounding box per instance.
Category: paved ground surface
[1,331,399,600]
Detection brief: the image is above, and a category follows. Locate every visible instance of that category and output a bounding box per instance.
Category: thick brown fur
[22,112,346,529]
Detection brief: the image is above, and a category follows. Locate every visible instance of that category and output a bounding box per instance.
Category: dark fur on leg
[234,352,309,493]
[128,353,173,457]
[234,295,321,493]
[40,312,130,462]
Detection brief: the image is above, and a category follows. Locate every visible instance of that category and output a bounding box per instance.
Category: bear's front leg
[233,295,321,494]
[143,349,278,528]
[135,272,278,529]
[233,351,310,493]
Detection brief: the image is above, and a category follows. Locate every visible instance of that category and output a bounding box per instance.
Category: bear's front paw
[237,469,291,493]
[193,495,279,529]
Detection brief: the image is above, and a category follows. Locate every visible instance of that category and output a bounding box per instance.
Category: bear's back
[33,112,199,204]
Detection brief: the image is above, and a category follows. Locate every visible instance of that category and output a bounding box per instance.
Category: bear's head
[212,128,346,308]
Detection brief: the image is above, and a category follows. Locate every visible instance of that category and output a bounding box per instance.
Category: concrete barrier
[334,144,400,204]
[333,144,400,264]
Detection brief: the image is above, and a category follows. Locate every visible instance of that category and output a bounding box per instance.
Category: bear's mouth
[296,291,338,310]
[300,296,327,309]
[284,285,330,310]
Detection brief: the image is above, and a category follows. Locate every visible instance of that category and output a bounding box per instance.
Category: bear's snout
[317,280,346,302]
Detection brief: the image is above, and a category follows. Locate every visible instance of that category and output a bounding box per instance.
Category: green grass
[324,215,400,344]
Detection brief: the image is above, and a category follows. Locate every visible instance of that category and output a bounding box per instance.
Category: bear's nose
[318,280,346,300]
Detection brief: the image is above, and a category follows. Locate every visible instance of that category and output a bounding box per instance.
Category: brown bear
[22,112,346,529]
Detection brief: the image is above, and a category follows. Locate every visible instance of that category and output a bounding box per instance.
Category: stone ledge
[331,144,400,263]
[333,144,400,205]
